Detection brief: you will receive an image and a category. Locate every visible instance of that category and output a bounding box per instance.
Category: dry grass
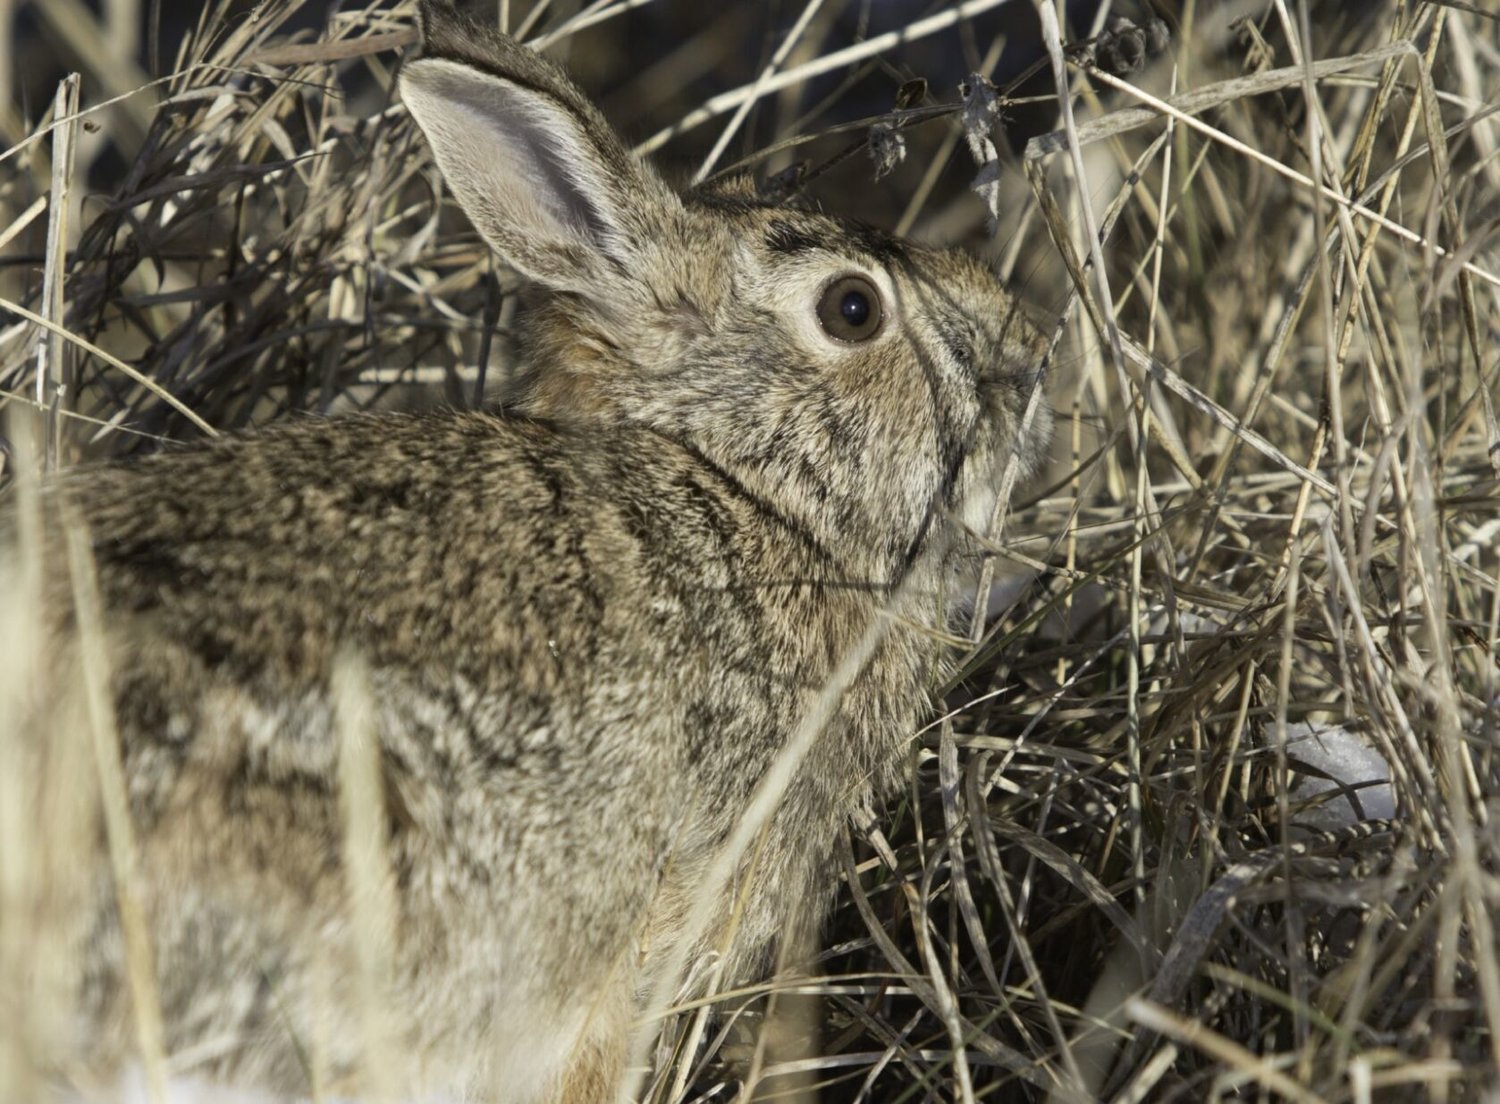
[3,0,1499,1100]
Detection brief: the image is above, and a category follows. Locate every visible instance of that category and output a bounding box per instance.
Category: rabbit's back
[48,409,907,1092]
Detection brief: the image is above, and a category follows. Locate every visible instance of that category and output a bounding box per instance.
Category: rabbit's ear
[400,1,679,293]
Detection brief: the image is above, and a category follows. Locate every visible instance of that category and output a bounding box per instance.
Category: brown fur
[14,2,1052,1099]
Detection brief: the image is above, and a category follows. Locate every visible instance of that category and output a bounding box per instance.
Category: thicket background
[3,0,1499,1100]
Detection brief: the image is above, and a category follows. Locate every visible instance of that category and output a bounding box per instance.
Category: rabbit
[11,0,1051,1100]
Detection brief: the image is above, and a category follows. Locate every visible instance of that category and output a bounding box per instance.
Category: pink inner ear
[459,80,614,247]
[405,58,615,259]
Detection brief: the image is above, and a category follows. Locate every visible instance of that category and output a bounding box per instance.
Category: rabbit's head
[401,1,1050,583]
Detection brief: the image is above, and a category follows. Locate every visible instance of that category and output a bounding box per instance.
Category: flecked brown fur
[19,2,1052,1099]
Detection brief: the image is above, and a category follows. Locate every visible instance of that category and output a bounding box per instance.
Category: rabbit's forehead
[739,209,1007,308]
[755,213,907,264]
[738,238,898,297]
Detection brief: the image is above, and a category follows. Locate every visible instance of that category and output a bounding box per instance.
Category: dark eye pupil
[817,275,883,342]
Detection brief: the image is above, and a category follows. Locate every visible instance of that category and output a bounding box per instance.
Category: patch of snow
[1279,721,1396,831]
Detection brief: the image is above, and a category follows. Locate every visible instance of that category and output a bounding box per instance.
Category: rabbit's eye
[817,275,884,343]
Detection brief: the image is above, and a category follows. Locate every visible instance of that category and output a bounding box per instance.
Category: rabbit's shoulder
[50,410,856,764]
